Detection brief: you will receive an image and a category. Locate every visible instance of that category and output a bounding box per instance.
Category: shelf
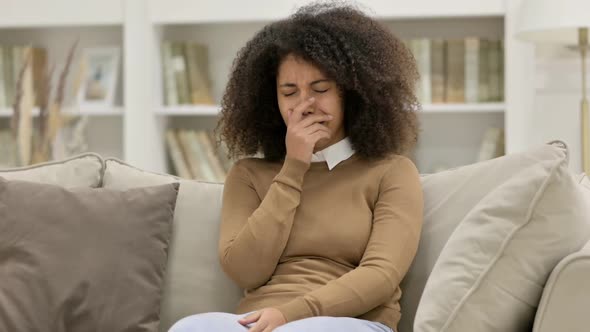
[150,0,504,25]
[420,103,505,114]
[0,107,124,118]
[156,105,220,116]
[0,0,123,28]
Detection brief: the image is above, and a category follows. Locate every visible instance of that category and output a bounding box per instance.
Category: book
[206,130,234,173]
[3,46,14,108]
[430,39,446,103]
[488,39,503,102]
[195,130,226,182]
[478,39,490,102]
[165,129,192,178]
[161,42,178,106]
[464,37,480,103]
[31,47,47,107]
[185,43,214,105]
[170,42,191,105]
[0,47,5,107]
[445,39,465,103]
[412,39,432,104]
[187,130,216,181]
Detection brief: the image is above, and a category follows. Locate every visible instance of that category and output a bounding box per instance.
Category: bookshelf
[0,107,123,118]
[1,0,536,176]
[0,17,125,161]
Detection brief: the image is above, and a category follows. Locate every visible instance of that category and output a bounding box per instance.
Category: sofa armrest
[533,239,590,332]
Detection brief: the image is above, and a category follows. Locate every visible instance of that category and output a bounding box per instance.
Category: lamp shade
[516,0,590,44]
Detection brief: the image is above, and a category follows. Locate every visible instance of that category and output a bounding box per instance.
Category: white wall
[532,44,588,173]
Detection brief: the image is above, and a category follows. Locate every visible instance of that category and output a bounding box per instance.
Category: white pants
[168,311,394,332]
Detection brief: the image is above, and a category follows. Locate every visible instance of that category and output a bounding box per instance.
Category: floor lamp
[515,0,590,173]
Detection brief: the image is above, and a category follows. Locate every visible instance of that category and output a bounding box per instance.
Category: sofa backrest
[0,153,103,188]
[98,140,579,332]
[101,158,243,332]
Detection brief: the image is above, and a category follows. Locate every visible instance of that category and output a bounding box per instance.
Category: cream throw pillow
[398,141,569,332]
[413,144,590,331]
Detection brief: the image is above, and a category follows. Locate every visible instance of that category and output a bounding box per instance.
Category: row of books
[0,45,47,108]
[404,38,504,104]
[165,129,234,182]
[161,41,214,106]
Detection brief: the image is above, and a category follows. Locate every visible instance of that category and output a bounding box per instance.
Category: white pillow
[398,141,569,332]
[413,143,590,331]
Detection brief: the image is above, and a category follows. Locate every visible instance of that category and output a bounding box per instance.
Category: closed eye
[283,89,329,97]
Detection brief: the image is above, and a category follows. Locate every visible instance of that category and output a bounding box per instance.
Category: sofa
[0,140,588,332]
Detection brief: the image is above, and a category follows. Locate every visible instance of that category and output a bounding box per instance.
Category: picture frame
[77,47,120,109]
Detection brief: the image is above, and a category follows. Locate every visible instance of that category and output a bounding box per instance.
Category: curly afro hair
[216,1,420,163]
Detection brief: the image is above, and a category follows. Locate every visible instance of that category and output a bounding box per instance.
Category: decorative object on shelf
[516,0,590,173]
[77,47,120,109]
[11,41,78,166]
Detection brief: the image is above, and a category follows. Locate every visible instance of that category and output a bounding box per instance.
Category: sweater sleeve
[272,157,424,322]
[218,157,310,290]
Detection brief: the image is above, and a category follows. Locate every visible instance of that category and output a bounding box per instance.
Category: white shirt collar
[310,137,355,170]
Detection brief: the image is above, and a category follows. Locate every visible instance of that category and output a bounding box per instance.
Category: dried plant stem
[35,40,78,163]
[15,48,35,166]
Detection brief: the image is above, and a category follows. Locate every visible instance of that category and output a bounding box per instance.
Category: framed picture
[77,47,120,108]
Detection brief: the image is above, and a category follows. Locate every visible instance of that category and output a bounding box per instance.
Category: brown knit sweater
[218,153,423,331]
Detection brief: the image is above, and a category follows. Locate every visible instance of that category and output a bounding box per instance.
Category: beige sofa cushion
[398,141,571,332]
[0,152,103,188]
[0,177,179,332]
[101,158,243,331]
[413,144,590,331]
[530,174,590,332]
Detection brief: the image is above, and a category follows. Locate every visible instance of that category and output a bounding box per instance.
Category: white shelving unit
[0,2,125,160]
[1,0,536,174]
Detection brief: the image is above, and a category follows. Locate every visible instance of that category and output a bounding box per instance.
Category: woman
[169,2,423,332]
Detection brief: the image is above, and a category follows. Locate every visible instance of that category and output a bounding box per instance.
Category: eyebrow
[278,79,331,88]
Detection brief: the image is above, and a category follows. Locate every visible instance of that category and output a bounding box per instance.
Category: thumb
[238,311,261,324]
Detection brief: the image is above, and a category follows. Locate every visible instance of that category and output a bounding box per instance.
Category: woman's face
[276,54,345,152]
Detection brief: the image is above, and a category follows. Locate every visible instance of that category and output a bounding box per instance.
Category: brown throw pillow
[0,177,179,332]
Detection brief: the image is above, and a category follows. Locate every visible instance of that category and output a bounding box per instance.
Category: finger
[302,123,331,136]
[297,113,333,129]
[289,97,315,125]
[286,109,294,126]
[310,130,331,144]
[248,320,268,332]
[238,311,262,325]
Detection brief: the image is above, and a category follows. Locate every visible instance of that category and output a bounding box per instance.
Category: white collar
[310,137,355,170]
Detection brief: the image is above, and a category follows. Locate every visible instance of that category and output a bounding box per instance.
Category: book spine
[445,39,465,103]
[0,46,5,108]
[165,129,192,178]
[161,42,178,106]
[464,37,479,103]
[430,39,446,103]
[171,42,191,105]
[478,39,490,102]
